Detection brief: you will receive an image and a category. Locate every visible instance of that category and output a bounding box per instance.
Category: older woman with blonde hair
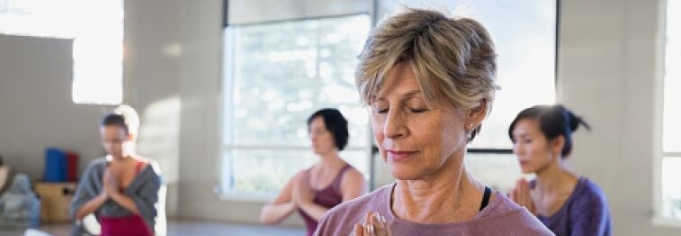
[314,8,553,236]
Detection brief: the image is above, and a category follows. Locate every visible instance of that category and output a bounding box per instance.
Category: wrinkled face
[309,116,337,155]
[100,125,131,159]
[370,62,469,180]
[511,119,555,174]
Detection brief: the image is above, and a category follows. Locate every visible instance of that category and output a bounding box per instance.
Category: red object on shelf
[66,152,79,181]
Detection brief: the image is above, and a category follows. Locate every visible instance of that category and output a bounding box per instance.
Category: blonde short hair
[355,7,498,141]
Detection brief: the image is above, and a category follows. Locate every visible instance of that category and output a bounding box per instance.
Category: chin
[388,167,422,181]
[520,166,536,174]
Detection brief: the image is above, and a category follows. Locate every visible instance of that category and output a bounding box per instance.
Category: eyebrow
[375,89,423,101]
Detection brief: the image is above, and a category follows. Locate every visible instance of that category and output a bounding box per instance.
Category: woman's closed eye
[374,107,389,114]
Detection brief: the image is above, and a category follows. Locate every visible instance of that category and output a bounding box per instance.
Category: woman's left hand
[510,178,536,215]
[103,168,119,197]
[293,171,314,205]
[352,212,391,236]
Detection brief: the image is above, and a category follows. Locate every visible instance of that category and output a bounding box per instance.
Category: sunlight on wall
[0,0,123,105]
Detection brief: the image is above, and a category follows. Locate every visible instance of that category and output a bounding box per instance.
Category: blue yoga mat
[44,148,66,182]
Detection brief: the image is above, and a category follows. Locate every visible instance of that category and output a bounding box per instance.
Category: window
[0,0,123,105]
[222,0,557,196]
[221,10,372,196]
[374,0,557,191]
[660,0,681,221]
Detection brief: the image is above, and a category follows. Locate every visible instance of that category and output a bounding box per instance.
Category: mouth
[387,150,417,162]
[519,160,530,166]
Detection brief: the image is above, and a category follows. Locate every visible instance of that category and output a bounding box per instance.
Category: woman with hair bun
[509,104,611,236]
[70,105,163,236]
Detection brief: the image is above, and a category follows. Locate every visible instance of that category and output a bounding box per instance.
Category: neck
[392,155,483,223]
[535,156,578,193]
[317,150,342,167]
[109,153,136,162]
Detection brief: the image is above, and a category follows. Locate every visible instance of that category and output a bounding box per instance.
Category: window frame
[653,0,681,226]
[219,0,560,199]
[219,12,374,198]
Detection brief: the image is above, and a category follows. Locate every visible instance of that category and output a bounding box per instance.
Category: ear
[550,135,565,156]
[465,99,487,129]
[126,132,136,142]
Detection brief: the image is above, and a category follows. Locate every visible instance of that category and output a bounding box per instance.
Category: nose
[383,109,407,139]
[513,142,524,155]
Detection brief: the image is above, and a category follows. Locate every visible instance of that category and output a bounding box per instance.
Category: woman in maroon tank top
[260,108,368,236]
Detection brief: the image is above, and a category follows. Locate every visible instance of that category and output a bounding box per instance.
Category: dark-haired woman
[70,105,163,236]
[260,108,367,236]
[509,104,611,236]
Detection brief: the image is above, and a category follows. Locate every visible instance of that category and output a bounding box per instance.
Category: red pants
[99,214,153,236]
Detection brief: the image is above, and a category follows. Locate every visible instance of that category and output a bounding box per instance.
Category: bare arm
[260,172,300,225]
[298,169,367,221]
[74,193,108,220]
[340,169,367,202]
[510,178,536,215]
[74,167,111,220]
[104,168,141,214]
[109,191,141,214]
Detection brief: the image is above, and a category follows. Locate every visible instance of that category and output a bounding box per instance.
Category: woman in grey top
[314,7,553,236]
[70,105,163,236]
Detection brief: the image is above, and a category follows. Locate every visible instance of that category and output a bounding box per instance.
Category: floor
[0,220,306,236]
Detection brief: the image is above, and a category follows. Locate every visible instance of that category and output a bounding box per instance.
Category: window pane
[378,0,557,149]
[224,15,370,147]
[465,153,527,192]
[227,0,370,25]
[222,15,372,195]
[664,0,681,153]
[222,149,368,194]
[661,157,681,220]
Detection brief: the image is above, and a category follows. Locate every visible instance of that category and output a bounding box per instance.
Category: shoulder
[292,168,310,181]
[84,158,108,173]
[573,178,608,205]
[88,157,108,166]
[329,184,390,215]
[317,185,392,234]
[569,178,610,214]
[472,193,553,235]
[147,159,163,175]
[341,167,364,184]
[134,156,163,175]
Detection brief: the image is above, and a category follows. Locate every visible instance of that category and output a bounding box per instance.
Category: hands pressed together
[292,171,315,206]
[352,212,391,236]
[100,167,122,200]
[509,178,537,215]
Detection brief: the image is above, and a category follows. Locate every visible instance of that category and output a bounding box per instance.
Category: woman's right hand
[100,168,113,198]
[352,212,391,236]
[510,178,536,215]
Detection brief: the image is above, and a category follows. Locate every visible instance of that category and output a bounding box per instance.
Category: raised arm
[260,172,300,225]
[297,168,367,221]
[71,162,108,220]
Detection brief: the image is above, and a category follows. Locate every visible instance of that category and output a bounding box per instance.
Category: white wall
[0,0,184,218]
[0,35,107,179]
[1,0,678,234]
[124,0,183,218]
[559,0,678,234]
[173,0,286,224]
